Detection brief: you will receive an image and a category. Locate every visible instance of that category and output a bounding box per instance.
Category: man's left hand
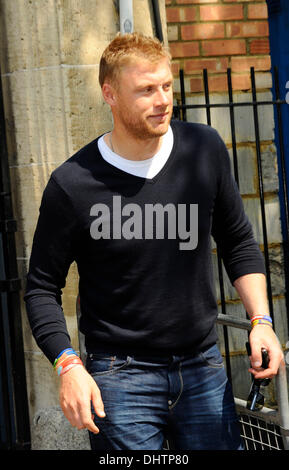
[248,324,284,379]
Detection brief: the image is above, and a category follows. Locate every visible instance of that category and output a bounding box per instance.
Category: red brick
[189,77,204,93]
[167,7,197,23]
[200,5,243,21]
[250,39,270,54]
[227,21,269,38]
[248,4,268,19]
[231,56,271,73]
[231,74,251,91]
[223,0,264,2]
[171,61,180,77]
[189,72,252,93]
[181,23,224,40]
[176,0,218,3]
[202,39,246,56]
[184,57,229,74]
[207,75,228,92]
[182,7,198,21]
[166,8,181,23]
[169,41,200,58]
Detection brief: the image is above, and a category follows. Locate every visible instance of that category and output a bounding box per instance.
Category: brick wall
[166,0,271,93]
[165,1,289,377]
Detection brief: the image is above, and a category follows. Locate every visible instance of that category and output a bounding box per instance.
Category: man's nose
[155,88,170,107]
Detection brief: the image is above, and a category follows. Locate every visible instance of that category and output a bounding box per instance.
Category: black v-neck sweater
[24,120,266,364]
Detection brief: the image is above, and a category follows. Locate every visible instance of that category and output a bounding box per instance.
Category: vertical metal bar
[203,69,211,126]
[203,69,232,382]
[227,70,252,341]
[250,67,275,325]
[151,0,163,42]
[179,70,187,122]
[275,359,289,450]
[227,68,240,187]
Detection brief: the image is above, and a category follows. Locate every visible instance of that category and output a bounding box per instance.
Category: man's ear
[102,82,117,107]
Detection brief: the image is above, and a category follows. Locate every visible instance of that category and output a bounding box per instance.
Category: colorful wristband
[58,362,83,377]
[53,348,77,368]
[56,357,83,376]
[250,315,272,328]
[53,348,83,376]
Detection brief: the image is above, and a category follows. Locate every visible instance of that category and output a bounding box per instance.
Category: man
[24,32,283,450]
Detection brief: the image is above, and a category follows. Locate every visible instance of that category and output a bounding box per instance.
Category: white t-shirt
[97,126,174,179]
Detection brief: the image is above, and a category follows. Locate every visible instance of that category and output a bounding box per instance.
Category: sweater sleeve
[211,130,266,284]
[24,175,80,364]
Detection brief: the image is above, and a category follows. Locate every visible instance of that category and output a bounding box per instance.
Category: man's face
[110,57,173,140]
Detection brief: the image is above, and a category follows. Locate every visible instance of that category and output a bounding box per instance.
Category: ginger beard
[111,58,173,141]
[114,97,173,140]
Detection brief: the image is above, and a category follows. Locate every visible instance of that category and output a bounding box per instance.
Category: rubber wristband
[56,357,83,376]
[53,348,78,368]
[58,363,83,377]
[250,315,272,328]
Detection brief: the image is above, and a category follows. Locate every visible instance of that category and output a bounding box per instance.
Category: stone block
[25,350,60,420]
[228,143,279,196]
[167,25,178,42]
[0,0,120,74]
[261,143,279,193]
[31,406,91,450]
[228,146,256,195]
[57,0,119,66]
[2,65,112,169]
[243,196,282,245]
[62,65,113,152]
[0,0,61,74]
[9,163,57,253]
[211,241,285,303]
[2,70,70,168]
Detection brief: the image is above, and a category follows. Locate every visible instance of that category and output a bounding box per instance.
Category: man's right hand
[59,365,105,434]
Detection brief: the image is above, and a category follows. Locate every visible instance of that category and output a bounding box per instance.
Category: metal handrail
[217,313,289,450]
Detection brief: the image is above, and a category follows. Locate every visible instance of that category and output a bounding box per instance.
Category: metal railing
[173,67,289,346]
[173,66,289,450]
[217,313,289,450]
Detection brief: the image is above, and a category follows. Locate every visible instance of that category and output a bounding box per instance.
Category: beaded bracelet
[250,315,273,328]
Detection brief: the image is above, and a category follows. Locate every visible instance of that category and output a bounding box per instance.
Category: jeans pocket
[86,353,132,376]
[200,344,224,368]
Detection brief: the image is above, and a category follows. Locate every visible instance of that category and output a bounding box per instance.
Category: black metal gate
[0,72,31,450]
[173,66,289,381]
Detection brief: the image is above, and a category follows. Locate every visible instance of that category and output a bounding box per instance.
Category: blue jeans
[86,344,243,450]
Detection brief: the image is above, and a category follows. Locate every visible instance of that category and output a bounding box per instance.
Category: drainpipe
[118,1,164,43]
[119,0,134,33]
[151,0,163,42]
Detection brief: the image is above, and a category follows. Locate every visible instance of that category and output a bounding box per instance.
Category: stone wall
[0,0,168,449]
